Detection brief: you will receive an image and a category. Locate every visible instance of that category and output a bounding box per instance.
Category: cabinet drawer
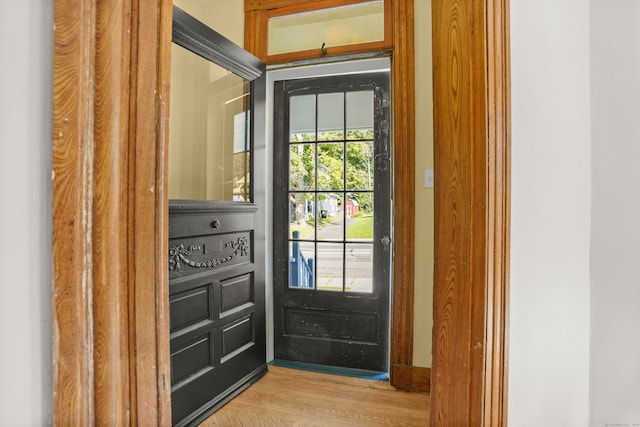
[169,201,258,239]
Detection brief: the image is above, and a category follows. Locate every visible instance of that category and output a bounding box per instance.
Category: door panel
[273,72,391,372]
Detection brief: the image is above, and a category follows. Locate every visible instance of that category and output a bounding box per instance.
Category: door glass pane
[316,243,344,291]
[346,243,373,293]
[289,192,315,240]
[289,144,315,191]
[169,43,251,201]
[318,93,344,141]
[317,142,344,191]
[317,193,344,241]
[290,95,316,142]
[289,241,315,289]
[345,192,373,240]
[347,91,374,140]
[284,79,386,298]
[346,141,374,190]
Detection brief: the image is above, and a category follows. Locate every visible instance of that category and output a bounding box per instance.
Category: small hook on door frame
[320,42,327,56]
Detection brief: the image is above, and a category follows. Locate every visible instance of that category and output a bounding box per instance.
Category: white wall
[590,1,640,426]
[509,1,592,425]
[174,0,244,47]
[0,1,53,425]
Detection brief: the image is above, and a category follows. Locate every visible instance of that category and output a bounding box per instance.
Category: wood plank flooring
[200,366,430,426]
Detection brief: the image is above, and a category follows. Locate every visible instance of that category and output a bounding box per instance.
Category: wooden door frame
[52,0,173,424]
[431,0,510,424]
[51,0,509,425]
[243,0,418,391]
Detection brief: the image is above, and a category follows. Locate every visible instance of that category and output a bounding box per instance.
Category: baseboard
[178,363,268,427]
[390,364,431,393]
[269,359,388,381]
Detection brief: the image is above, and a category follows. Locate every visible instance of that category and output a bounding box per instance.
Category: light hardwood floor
[200,366,430,426]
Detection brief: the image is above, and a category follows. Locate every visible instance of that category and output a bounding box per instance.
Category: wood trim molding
[391,365,431,393]
[128,0,173,424]
[484,0,510,423]
[431,0,510,425]
[52,0,173,424]
[244,0,416,385]
[390,0,415,371]
[92,0,132,421]
[52,0,95,421]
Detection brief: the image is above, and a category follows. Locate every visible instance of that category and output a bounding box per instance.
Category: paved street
[295,215,374,292]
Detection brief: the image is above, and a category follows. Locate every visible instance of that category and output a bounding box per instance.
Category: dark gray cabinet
[168,7,266,426]
[169,202,266,426]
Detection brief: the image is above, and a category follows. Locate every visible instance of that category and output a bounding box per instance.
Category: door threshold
[269,359,389,382]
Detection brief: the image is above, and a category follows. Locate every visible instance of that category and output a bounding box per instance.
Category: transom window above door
[246,0,392,64]
[268,0,386,56]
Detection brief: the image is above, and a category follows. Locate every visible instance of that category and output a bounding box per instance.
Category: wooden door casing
[244,0,418,390]
[52,0,510,425]
[431,0,510,424]
[52,0,173,424]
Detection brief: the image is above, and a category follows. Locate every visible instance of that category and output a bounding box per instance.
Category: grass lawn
[290,214,373,239]
[346,214,373,239]
[289,222,314,239]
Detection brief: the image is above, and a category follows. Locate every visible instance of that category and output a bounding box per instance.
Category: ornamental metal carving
[169,237,249,271]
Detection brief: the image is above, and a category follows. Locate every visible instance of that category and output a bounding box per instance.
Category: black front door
[273,72,391,372]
